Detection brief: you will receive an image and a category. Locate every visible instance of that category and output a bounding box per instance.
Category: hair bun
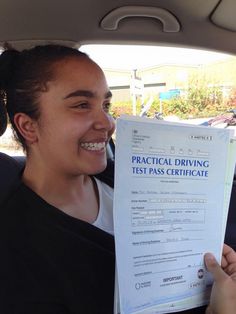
[0,49,20,89]
[0,98,7,136]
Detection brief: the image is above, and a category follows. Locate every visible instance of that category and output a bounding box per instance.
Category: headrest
[0,152,25,206]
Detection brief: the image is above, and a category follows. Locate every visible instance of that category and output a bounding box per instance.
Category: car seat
[0,152,24,206]
[225,178,236,251]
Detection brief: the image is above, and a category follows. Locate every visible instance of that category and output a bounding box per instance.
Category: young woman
[0,44,235,314]
[0,45,115,313]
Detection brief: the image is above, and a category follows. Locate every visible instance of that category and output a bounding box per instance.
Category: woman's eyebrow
[64,90,94,99]
[64,90,112,99]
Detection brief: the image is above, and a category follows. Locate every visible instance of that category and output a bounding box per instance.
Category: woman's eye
[72,102,89,109]
[103,102,111,112]
[79,102,89,108]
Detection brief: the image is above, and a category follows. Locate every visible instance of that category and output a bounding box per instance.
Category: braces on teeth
[81,142,105,150]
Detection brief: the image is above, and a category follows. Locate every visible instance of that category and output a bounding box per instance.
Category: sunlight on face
[33,56,115,176]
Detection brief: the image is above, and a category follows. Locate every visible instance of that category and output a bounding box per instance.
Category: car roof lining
[0,0,236,55]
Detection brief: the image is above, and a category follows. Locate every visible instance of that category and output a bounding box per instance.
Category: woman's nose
[93,109,115,131]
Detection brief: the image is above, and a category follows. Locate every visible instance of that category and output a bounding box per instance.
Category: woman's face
[34,56,115,176]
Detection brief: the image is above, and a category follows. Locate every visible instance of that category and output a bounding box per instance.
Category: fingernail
[205,253,216,260]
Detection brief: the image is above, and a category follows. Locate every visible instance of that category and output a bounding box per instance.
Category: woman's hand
[204,244,236,314]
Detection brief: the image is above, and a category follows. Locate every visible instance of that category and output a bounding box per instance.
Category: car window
[1,44,235,155]
[81,44,235,125]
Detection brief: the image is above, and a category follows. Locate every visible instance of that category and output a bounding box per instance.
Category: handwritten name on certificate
[113,116,236,314]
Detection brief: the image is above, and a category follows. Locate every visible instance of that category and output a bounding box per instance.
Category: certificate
[113,115,236,314]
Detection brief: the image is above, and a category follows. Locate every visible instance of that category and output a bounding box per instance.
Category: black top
[0,159,207,314]
[0,168,115,314]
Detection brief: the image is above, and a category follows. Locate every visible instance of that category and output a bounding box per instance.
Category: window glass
[81,45,236,126]
[1,44,236,155]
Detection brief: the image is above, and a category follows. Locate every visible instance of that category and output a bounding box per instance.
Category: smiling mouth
[80,142,106,151]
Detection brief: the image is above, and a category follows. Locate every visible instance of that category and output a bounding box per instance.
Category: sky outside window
[80,45,231,70]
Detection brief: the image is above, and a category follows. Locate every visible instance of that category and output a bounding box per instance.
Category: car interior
[0,0,236,308]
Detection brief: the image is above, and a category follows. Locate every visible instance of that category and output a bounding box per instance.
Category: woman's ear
[13,113,38,145]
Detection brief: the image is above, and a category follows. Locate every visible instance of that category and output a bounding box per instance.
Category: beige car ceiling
[0,0,235,54]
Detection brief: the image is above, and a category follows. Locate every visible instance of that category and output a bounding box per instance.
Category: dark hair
[0,44,88,150]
